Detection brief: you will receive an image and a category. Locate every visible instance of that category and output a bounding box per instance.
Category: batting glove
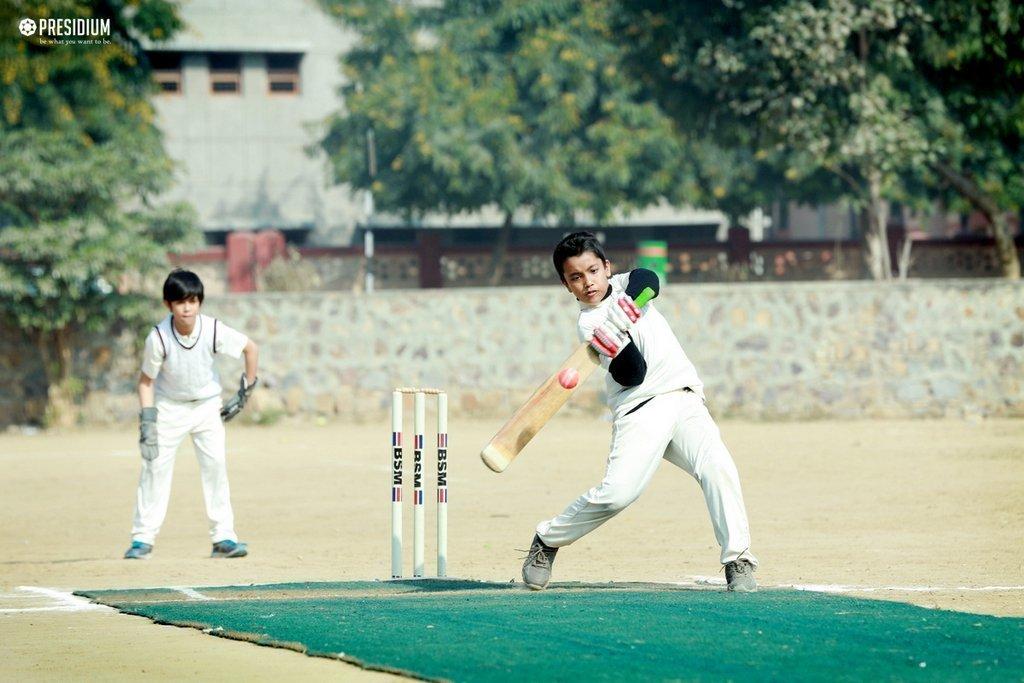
[589,320,630,358]
[139,407,158,461]
[605,294,642,333]
[221,374,258,423]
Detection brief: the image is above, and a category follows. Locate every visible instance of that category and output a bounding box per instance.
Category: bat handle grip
[634,287,656,308]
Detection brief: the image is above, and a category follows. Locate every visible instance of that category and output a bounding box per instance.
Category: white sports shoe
[522,534,558,590]
[725,559,757,592]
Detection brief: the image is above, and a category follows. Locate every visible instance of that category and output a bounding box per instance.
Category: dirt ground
[1,416,1022,680]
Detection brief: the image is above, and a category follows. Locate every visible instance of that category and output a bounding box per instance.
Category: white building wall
[150,0,361,244]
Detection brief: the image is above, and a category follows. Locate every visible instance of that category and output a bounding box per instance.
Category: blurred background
[1,0,1021,427]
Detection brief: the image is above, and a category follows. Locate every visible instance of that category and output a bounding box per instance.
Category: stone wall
[2,280,1021,426]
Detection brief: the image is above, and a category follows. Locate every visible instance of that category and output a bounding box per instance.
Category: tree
[318,0,686,284]
[914,0,1023,278]
[0,1,197,426]
[618,1,1023,280]
[613,3,849,246]
[653,1,932,280]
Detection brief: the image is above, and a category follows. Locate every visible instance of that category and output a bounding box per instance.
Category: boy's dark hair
[163,269,205,303]
[552,231,608,282]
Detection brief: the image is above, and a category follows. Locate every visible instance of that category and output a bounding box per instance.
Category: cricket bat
[480,287,655,473]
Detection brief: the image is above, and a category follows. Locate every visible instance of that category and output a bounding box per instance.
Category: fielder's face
[562,251,611,305]
[164,295,201,330]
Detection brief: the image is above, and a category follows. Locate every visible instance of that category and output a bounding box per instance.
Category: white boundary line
[688,576,1024,593]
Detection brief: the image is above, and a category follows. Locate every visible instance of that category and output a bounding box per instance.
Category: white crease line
[0,586,112,614]
[785,584,1024,593]
[16,586,98,606]
[172,587,213,601]
[687,577,1024,593]
[0,606,99,614]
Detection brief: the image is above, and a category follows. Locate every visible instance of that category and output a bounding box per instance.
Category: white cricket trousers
[536,389,757,567]
[131,395,238,545]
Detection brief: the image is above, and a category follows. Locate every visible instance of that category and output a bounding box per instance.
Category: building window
[267,53,301,94]
[209,53,242,94]
[151,52,182,94]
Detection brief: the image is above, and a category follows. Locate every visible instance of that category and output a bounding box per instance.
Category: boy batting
[124,269,258,560]
[521,232,758,591]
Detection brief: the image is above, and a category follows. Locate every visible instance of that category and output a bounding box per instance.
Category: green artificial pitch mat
[76,580,1023,681]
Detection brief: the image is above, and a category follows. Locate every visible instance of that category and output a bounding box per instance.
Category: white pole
[390,390,403,579]
[413,391,425,578]
[364,228,375,294]
[436,392,448,577]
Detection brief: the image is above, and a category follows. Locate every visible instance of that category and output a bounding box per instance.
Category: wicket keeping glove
[139,407,158,461]
[221,374,258,423]
[605,294,642,333]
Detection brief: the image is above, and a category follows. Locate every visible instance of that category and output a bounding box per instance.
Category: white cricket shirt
[142,314,248,401]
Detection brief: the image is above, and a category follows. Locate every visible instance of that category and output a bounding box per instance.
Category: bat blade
[480,343,601,472]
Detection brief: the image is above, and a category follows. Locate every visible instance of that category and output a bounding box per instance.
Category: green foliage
[916,0,1024,209]
[608,2,844,224]
[617,0,1022,277]
[682,1,932,206]
[0,0,197,340]
[909,0,1024,277]
[0,0,197,423]
[319,0,1020,277]
[319,0,684,224]
[617,1,948,278]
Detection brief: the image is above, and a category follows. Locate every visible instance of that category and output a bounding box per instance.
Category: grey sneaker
[123,541,153,560]
[522,534,558,590]
[725,559,757,592]
[211,540,248,558]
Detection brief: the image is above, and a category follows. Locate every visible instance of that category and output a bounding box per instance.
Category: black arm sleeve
[608,334,647,386]
[625,268,660,300]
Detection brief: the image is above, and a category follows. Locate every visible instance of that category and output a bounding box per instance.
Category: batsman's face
[165,296,201,328]
[562,252,611,305]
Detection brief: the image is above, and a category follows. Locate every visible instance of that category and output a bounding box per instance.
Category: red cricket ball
[557,367,580,389]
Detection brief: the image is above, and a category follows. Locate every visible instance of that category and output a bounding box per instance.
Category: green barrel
[636,240,668,285]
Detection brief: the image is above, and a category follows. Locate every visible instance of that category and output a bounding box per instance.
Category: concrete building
[146,0,360,245]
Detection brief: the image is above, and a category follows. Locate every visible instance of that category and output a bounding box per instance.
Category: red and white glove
[590,320,630,358]
[605,294,642,333]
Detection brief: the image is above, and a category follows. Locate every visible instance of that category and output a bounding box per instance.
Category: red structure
[255,230,286,270]
[226,230,287,292]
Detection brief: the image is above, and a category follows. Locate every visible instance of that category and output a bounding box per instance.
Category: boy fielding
[521,232,758,591]
[124,269,258,560]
